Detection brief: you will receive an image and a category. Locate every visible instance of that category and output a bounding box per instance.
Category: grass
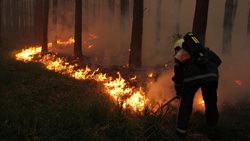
[0,44,144,141]
[1,43,250,141]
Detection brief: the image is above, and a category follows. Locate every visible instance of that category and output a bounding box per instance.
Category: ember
[130,75,137,81]
[234,80,243,86]
[148,72,154,78]
[88,45,94,49]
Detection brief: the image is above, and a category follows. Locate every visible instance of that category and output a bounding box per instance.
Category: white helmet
[174,38,184,49]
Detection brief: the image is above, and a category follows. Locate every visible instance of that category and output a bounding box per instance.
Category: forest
[1,0,250,141]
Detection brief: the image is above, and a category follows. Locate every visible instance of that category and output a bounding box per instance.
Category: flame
[199,100,205,107]
[234,80,242,86]
[130,76,137,81]
[88,33,98,40]
[148,73,154,78]
[15,46,148,112]
[48,43,53,48]
[88,45,94,49]
[193,89,205,111]
[57,37,75,46]
[122,64,129,68]
[16,47,41,62]
[46,33,98,48]
[124,88,147,111]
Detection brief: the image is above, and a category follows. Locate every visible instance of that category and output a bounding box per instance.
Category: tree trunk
[108,0,115,15]
[52,0,58,48]
[29,0,35,41]
[156,0,162,46]
[108,0,115,25]
[74,0,83,57]
[129,0,143,68]
[120,0,129,31]
[0,0,2,44]
[42,0,49,53]
[192,0,209,46]
[34,0,44,43]
[121,0,129,17]
[247,3,250,46]
[83,0,89,32]
[20,0,24,36]
[13,0,18,33]
[222,0,238,55]
[175,0,182,34]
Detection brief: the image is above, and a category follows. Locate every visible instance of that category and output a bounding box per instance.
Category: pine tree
[0,0,2,44]
[222,0,238,55]
[74,0,83,57]
[192,0,209,46]
[42,0,49,54]
[247,3,250,45]
[52,0,58,48]
[129,0,143,68]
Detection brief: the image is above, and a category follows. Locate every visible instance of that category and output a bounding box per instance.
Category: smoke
[219,50,250,105]
[143,0,196,66]
[45,0,250,107]
[146,70,207,111]
[48,0,74,55]
[146,71,175,105]
[206,0,250,106]
[46,0,195,66]
[47,0,133,66]
[45,0,195,66]
[146,0,250,110]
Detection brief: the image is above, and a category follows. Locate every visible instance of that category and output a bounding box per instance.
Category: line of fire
[1,0,250,140]
[16,36,209,112]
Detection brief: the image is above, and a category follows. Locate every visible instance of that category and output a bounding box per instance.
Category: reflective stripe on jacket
[183,73,218,83]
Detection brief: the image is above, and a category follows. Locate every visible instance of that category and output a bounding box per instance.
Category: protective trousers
[176,81,219,133]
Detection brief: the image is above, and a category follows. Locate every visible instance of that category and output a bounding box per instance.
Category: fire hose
[155,95,180,114]
[141,96,180,140]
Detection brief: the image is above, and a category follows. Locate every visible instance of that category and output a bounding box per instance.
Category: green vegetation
[0,44,250,141]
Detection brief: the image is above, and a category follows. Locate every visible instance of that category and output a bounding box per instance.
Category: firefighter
[172,35,222,139]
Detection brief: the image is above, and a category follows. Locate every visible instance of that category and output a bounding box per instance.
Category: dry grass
[0,44,250,141]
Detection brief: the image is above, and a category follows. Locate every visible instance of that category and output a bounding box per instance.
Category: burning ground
[0,42,249,141]
[14,38,207,113]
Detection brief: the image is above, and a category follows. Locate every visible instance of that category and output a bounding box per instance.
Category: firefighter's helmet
[174,38,184,50]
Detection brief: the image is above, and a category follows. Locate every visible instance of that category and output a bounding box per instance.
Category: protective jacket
[172,48,221,93]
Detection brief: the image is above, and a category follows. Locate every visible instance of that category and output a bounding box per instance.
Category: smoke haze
[1,0,250,107]
[46,0,250,107]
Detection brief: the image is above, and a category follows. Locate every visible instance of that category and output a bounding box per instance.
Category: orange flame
[199,100,205,107]
[88,45,94,49]
[16,47,41,62]
[47,33,98,49]
[15,46,148,112]
[130,76,137,81]
[88,33,98,40]
[148,73,154,78]
[48,43,53,48]
[57,37,75,46]
[234,80,242,86]
[193,89,205,111]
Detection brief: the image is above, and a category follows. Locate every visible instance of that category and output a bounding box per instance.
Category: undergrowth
[0,44,249,141]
